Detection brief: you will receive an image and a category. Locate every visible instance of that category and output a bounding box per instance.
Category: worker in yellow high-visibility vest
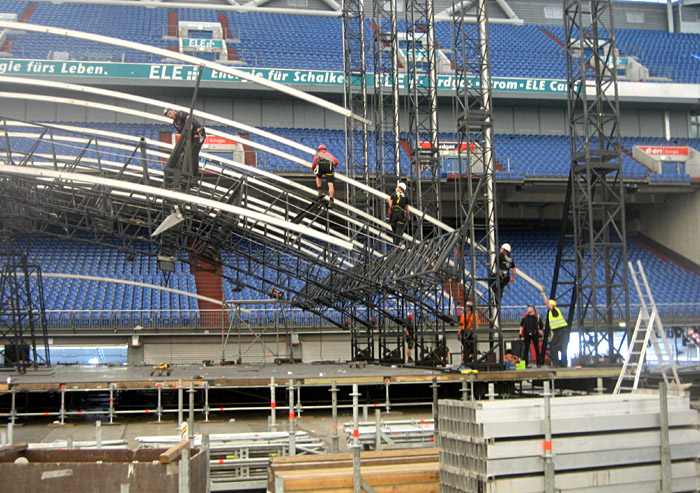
[542,289,569,367]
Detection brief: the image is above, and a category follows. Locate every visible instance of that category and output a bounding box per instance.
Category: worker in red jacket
[312,144,340,208]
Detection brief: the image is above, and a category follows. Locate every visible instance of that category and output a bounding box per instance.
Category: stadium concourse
[0,0,700,491]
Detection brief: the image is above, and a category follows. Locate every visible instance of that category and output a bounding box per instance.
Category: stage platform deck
[0,362,622,392]
[2,362,699,426]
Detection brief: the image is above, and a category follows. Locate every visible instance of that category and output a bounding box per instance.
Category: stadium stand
[11,230,699,328]
[10,121,696,182]
[0,2,698,83]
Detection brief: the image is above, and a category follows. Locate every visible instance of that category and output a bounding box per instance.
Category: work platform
[0,362,626,424]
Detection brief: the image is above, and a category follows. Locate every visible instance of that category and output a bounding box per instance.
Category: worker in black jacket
[520,305,543,368]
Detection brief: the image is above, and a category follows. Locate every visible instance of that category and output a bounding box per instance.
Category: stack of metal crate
[438,391,700,492]
[137,431,325,491]
[343,418,435,450]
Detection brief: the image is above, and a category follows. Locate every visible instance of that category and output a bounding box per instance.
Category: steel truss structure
[304,231,461,366]
[341,1,383,360]
[0,117,459,366]
[342,0,370,190]
[372,0,402,197]
[554,0,630,363]
[0,240,50,372]
[452,0,502,366]
[404,0,442,241]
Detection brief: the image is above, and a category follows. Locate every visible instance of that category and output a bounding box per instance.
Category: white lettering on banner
[549,80,567,92]
[210,70,237,80]
[60,62,103,75]
[0,60,55,74]
[266,70,290,82]
[639,146,688,156]
[148,65,184,80]
[292,71,345,84]
[0,59,572,94]
[525,79,546,91]
[494,79,520,90]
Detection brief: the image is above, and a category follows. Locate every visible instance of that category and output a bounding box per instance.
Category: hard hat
[550,299,557,306]
[407,313,413,320]
[163,108,173,116]
[501,243,511,252]
[397,182,407,191]
[466,301,473,307]
[318,144,326,151]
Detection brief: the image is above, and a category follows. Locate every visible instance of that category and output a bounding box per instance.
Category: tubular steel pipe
[188,382,195,440]
[177,379,184,432]
[543,381,554,493]
[270,377,277,432]
[288,381,296,457]
[351,383,361,493]
[331,380,339,453]
[157,383,163,423]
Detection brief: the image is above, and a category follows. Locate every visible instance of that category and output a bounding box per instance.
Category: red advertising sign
[420,141,476,151]
[638,146,688,156]
[173,134,239,146]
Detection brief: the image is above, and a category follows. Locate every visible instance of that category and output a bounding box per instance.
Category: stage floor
[0,361,623,392]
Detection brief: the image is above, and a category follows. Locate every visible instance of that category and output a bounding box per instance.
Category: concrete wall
[637,189,700,265]
[508,0,670,30]
[2,94,691,140]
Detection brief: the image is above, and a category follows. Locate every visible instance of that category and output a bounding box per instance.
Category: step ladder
[613,260,682,394]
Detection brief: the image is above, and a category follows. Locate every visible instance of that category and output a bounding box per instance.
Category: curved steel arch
[0,165,354,250]
[0,21,367,124]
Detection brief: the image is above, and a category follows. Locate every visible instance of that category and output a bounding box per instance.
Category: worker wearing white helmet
[496,242,516,303]
[387,182,411,245]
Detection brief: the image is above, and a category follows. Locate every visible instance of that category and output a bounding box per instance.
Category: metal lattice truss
[452,0,502,363]
[0,21,544,359]
[302,231,460,309]
[0,244,50,372]
[555,0,630,361]
[0,115,458,336]
[372,0,401,185]
[342,0,381,258]
[405,0,442,241]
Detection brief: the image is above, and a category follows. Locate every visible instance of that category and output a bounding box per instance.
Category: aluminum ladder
[614,260,681,394]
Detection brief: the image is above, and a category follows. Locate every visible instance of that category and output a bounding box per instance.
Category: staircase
[443,280,468,307]
[167,11,178,37]
[19,5,36,23]
[190,256,228,329]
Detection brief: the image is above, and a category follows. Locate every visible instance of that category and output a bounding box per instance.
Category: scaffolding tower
[0,240,50,372]
[372,0,402,233]
[553,0,630,363]
[404,0,441,241]
[452,0,502,365]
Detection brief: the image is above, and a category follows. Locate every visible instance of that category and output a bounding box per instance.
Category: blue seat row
[1,2,698,83]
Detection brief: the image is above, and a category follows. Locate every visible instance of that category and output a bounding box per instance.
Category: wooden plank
[14,383,62,392]
[303,377,386,385]
[276,462,439,491]
[390,375,462,384]
[292,484,438,493]
[159,440,190,464]
[272,447,438,465]
[0,443,28,458]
